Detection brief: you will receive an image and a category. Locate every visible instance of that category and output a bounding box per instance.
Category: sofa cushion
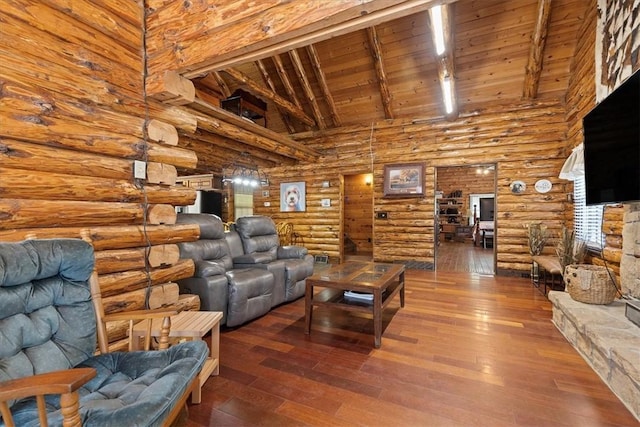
[225,269,275,327]
[178,240,233,271]
[195,260,227,278]
[177,213,225,239]
[234,216,279,261]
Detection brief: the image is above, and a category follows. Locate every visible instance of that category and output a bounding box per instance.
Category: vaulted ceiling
[170,0,590,175]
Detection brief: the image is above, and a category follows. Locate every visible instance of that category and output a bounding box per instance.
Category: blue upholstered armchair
[0,239,209,427]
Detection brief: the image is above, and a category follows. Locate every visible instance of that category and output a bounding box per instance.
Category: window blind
[573,174,604,249]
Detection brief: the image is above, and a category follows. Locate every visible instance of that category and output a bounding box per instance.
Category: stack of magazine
[343,290,374,303]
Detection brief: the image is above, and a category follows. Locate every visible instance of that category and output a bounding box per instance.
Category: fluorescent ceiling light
[431,5,446,55]
[442,78,454,114]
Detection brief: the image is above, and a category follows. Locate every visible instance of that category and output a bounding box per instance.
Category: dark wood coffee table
[304,261,405,348]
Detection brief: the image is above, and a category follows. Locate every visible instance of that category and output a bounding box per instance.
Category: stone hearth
[549,203,640,421]
[549,292,640,421]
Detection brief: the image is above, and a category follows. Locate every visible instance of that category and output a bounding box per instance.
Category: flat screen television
[582,70,640,205]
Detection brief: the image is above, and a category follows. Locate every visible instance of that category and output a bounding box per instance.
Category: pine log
[176,294,201,311]
[0,138,132,180]
[0,12,141,102]
[603,205,625,222]
[94,244,181,274]
[605,234,623,249]
[602,246,622,264]
[146,162,178,186]
[0,167,195,205]
[187,99,320,159]
[306,44,341,127]
[147,204,177,225]
[146,70,195,106]
[147,119,179,146]
[289,48,327,128]
[0,199,142,228]
[0,223,199,250]
[148,282,180,309]
[366,26,394,119]
[522,0,551,98]
[98,259,194,297]
[101,282,178,314]
[254,58,297,133]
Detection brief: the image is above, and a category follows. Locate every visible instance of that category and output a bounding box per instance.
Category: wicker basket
[564,264,617,305]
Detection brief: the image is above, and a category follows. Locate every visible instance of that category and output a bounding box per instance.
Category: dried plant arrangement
[555,226,587,275]
[525,222,548,255]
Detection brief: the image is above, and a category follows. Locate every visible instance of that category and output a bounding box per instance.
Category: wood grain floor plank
[187,269,638,426]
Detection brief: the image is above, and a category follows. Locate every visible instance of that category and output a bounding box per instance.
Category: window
[234,184,254,219]
[573,174,604,249]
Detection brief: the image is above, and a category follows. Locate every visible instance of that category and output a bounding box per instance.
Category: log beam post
[523,0,552,99]
[366,26,394,119]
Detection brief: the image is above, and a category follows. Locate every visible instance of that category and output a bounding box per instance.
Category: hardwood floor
[437,241,494,275]
[186,270,637,426]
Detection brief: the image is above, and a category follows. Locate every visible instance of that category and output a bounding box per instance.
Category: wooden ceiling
[173,0,590,175]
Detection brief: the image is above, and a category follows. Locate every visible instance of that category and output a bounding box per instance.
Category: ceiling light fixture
[430,5,446,55]
[222,153,268,188]
[442,77,454,114]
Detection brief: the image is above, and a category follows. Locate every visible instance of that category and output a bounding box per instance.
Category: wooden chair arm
[102,309,179,352]
[0,368,96,427]
[103,308,178,323]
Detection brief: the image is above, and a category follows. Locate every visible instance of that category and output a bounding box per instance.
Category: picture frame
[280,181,306,212]
[383,163,425,197]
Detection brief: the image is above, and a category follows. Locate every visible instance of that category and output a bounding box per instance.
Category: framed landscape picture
[383,163,425,197]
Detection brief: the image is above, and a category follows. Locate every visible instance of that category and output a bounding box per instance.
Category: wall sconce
[365,175,372,186]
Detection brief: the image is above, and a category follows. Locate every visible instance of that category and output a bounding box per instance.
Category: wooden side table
[131,311,223,404]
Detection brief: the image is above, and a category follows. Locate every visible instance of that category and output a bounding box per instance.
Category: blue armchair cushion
[0,239,209,427]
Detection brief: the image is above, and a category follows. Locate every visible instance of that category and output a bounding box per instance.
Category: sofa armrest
[0,368,96,426]
[277,245,308,259]
[233,252,274,265]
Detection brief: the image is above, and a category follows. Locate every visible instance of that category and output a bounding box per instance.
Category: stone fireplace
[549,203,640,421]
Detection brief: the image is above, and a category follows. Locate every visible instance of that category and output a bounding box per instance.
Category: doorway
[435,165,496,274]
[343,173,374,261]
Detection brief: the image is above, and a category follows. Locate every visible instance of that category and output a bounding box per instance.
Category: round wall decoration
[510,180,526,194]
[535,179,552,193]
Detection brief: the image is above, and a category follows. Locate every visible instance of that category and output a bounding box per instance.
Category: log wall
[0,1,201,346]
[254,101,570,274]
[564,0,638,279]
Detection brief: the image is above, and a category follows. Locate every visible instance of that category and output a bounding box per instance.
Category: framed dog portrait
[383,163,425,197]
[280,181,306,212]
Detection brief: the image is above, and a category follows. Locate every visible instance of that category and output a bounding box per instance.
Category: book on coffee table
[344,290,374,302]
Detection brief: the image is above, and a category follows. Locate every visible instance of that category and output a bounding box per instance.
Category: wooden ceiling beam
[523,0,552,99]
[185,98,320,162]
[221,67,316,127]
[428,4,459,120]
[255,58,297,133]
[272,55,305,110]
[175,0,449,77]
[289,49,327,129]
[210,71,232,99]
[179,132,292,170]
[366,26,394,119]
[306,44,342,127]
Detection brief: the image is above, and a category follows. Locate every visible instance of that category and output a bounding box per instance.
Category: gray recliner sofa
[230,215,314,307]
[175,214,314,327]
[176,214,275,327]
